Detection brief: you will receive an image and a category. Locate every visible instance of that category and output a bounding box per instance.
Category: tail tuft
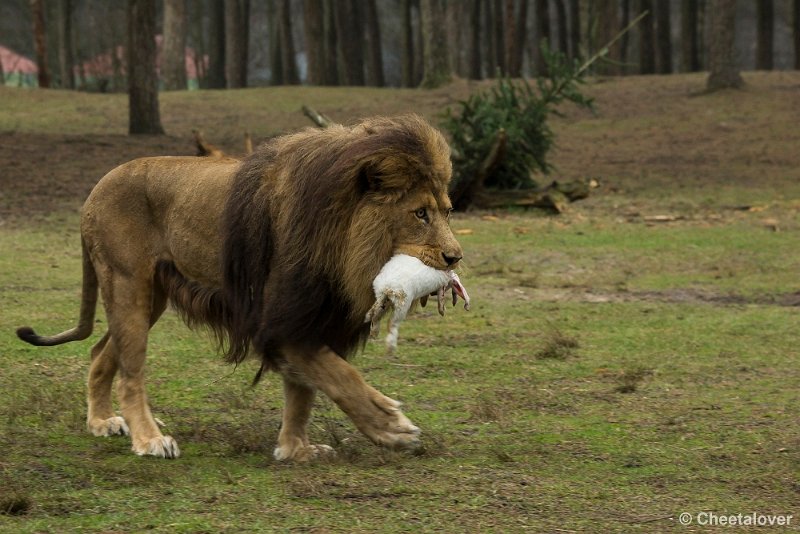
[16,326,40,345]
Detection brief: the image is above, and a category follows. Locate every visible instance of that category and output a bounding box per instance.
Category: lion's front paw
[273,443,336,462]
[133,436,180,459]
[88,416,130,437]
[363,394,421,451]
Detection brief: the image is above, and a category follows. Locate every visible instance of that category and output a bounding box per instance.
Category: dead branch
[301,105,333,128]
[244,132,253,155]
[192,129,225,158]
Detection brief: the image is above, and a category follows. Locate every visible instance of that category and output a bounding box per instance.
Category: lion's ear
[359,166,381,193]
[358,156,415,195]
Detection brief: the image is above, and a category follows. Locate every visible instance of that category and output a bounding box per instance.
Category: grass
[2,73,800,532]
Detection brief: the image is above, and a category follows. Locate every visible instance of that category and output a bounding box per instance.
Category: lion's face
[392,185,463,270]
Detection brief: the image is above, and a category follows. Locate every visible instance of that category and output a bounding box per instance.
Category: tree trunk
[619,0,630,72]
[638,0,655,74]
[322,0,339,85]
[240,0,250,86]
[568,0,580,59]
[795,0,800,70]
[706,0,742,91]
[207,0,226,88]
[363,0,385,86]
[419,0,451,88]
[128,0,164,135]
[57,0,74,89]
[680,0,700,72]
[756,0,773,70]
[655,0,672,73]
[335,0,365,85]
[401,0,415,86]
[468,0,482,79]
[506,0,528,77]
[278,0,299,84]
[304,0,325,85]
[268,0,283,85]
[596,0,620,75]
[225,0,246,88]
[533,0,550,75]
[554,0,569,56]
[484,0,498,76]
[493,0,506,75]
[31,0,51,88]
[162,0,187,90]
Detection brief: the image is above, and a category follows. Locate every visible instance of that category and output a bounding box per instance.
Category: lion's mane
[160,115,452,379]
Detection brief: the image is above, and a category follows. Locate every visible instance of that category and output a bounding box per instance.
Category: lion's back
[81,156,241,285]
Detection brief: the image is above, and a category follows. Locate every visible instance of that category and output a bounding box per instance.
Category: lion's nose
[442,253,462,266]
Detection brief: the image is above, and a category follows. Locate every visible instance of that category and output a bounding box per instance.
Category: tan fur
[17,115,462,461]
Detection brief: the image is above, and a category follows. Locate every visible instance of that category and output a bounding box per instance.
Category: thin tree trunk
[568,0,580,59]
[240,0,250,86]
[278,0,299,84]
[506,0,529,77]
[756,0,773,70]
[555,0,569,56]
[304,0,325,85]
[795,0,800,70]
[413,0,424,85]
[268,0,283,84]
[596,0,620,75]
[638,0,655,74]
[58,0,74,89]
[224,0,247,87]
[207,0,226,88]
[322,0,339,85]
[484,0,498,76]
[655,0,672,73]
[706,0,742,91]
[504,0,514,73]
[619,0,630,72]
[225,0,245,87]
[493,0,506,74]
[335,0,365,85]
[401,0,415,86]
[533,0,550,75]
[363,0,385,86]
[419,0,451,88]
[468,0,482,79]
[31,0,50,88]
[163,0,187,90]
[680,0,700,72]
[128,0,164,134]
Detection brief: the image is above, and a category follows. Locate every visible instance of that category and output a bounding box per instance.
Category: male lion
[17,115,463,461]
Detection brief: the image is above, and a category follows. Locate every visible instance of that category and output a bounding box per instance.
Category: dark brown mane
[163,115,452,382]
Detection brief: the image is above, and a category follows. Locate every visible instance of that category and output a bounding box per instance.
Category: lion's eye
[415,208,428,220]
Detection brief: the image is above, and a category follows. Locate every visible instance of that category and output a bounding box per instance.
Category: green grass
[2,74,800,532]
[2,207,798,533]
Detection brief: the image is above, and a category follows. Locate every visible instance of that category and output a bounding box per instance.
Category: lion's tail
[16,237,98,346]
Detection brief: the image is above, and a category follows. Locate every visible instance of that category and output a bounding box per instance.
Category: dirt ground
[2,71,799,222]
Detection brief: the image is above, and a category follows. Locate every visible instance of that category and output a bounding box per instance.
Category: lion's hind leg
[87,331,129,437]
[272,376,335,462]
[99,270,178,458]
[87,289,167,441]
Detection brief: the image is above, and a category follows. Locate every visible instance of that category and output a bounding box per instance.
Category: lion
[16,114,463,462]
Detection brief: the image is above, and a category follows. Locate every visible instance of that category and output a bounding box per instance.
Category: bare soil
[3,72,800,224]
